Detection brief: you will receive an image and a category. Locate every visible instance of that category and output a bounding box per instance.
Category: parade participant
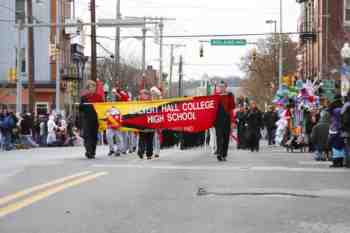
[105,107,124,156]
[112,83,130,154]
[214,81,235,162]
[236,105,248,149]
[151,86,162,158]
[137,89,154,160]
[246,100,263,152]
[263,105,279,145]
[79,80,104,159]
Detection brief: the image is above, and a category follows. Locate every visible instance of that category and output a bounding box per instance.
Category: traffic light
[252,48,257,62]
[7,68,16,83]
[200,45,204,58]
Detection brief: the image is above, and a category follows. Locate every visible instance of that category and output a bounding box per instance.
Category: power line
[0,19,15,22]
[0,4,16,14]
[91,31,308,40]
[183,64,236,66]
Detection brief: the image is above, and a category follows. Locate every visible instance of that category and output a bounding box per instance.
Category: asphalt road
[1,143,350,233]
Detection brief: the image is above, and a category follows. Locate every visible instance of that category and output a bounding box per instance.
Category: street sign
[322,80,335,90]
[322,80,335,101]
[210,39,247,46]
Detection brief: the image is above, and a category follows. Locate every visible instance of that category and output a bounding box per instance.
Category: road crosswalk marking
[92,164,350,173]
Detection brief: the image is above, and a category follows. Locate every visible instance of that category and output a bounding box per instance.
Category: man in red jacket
[214,81,235,162]
[79,80,104,159]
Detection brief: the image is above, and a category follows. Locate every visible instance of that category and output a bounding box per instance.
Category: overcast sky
[75,0,300,80]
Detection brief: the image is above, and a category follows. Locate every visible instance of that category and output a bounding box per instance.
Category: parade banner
[91,95,221,132]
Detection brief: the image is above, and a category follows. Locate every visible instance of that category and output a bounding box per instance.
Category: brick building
[0,0,80,115]
[297,0,350,82]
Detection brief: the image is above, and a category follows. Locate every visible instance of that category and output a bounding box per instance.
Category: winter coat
[341,101,350,134]
[47,115,57,144]
[20,115,32,135]
[311,112,330,151]
[263,110,279,130]
[246,108,263,131]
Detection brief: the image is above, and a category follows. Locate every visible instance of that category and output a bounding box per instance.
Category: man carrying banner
[137,89,154,160]
[105,107,124,156]
[151,86,162,158]
[214,81,235,161]
[79,80,104,159]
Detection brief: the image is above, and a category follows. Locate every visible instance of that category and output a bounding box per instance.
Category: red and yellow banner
[91,95,221,132]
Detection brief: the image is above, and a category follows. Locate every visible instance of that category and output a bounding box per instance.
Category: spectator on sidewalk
[0,109,16,151]
[311,111,330,161]
[20,113,39,148]
[47,114,58,146]
[328,95,345,168]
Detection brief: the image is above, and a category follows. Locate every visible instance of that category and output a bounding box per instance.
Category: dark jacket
[246,108,263,131]
[20,115,33,135]
[263,110,278,129]
[311,112,330,151]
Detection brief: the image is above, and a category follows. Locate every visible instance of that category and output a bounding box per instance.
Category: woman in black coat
[246,101,263,152]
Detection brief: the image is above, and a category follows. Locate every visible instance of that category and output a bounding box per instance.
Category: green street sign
[210,39,247,46]
[322,80,335,90]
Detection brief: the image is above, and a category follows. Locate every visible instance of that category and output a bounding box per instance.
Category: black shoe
[115,152,121,157]
[154,154,159,158]
[147,156,152,160]
[217,156,223,162]
[85,152,94,159]
[108,151,114,156]
[138,153,144,159]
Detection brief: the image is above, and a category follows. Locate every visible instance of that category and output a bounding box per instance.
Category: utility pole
[325,0,329,79]
[90,0,97,81]
[115,0,121,82]
[27,0,35,114]
[169,44,174,97]
[178,55,183,97]
[16,21,23,114]
[141,19,147,74]
[167,43,185,97]
[278,0,283,88]
[159,18,164,87]
[56,0,61,112]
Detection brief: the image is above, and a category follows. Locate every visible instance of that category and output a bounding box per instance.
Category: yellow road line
[0,172,108,218]
[0,171,93,207]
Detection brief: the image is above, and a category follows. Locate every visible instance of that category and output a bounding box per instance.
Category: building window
[35,102,49,115]
[15,0,25,23]
[345,0,350,25]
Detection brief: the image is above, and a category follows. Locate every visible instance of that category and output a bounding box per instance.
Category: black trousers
[215,124,231,158]
[267,128,276,145]
[138,132,154,158]
[248,130,260,152]
[83,127,98,157]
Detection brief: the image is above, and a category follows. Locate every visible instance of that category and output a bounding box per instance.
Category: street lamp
[266,20,278,88]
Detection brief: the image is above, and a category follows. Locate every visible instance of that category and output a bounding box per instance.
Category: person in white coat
[47,114,57,145]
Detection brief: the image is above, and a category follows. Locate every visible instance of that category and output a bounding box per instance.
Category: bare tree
[240,36,297,108]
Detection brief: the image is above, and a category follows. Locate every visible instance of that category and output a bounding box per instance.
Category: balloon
[308,96,315,102]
